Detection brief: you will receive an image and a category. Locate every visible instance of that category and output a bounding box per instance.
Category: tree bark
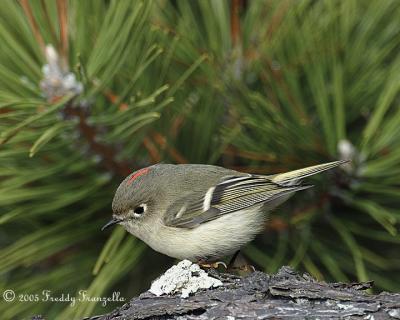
[82,266,400,320]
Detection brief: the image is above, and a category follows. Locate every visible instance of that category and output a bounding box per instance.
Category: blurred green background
[0,0,399,319]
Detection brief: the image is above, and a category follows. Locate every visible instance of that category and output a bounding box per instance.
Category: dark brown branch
[20,0,46,54]
[230,0,242,47]
[79,266,400,320]
[56,0,69,70]
[63,102,132,177]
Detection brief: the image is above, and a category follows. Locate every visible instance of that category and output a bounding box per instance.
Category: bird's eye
[130,204,147,218]
[134,206,144,214]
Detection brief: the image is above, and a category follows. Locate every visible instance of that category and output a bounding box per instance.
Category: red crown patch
[127,167,150,185]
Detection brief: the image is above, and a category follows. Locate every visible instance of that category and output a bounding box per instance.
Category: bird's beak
[101,218,123,231]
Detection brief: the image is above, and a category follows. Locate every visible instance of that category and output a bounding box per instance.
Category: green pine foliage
[0,1,399,318]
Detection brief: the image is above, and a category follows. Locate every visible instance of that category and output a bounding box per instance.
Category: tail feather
[268,160,348,185]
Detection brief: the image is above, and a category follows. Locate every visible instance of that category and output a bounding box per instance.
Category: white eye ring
[129,204,147,218]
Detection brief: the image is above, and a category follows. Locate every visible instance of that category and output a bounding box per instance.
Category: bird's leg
[227,250,241,269]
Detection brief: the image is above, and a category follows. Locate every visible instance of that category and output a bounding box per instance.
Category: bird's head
[102,166,163,234]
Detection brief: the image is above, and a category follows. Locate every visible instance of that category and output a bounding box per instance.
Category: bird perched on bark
[102,160,347,264]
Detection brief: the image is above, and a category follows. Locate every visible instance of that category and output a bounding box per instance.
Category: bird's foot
[197,260,227,270]
[228,264,256,273]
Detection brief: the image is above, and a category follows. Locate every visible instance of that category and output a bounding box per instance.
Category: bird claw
[198,261,227,269]
[227,250,256,273]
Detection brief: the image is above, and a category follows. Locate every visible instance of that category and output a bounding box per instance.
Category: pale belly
[126,206,266,261]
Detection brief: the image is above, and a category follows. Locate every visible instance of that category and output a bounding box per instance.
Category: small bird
[102,160,346,263]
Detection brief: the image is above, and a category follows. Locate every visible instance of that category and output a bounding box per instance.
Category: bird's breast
[131,206,266,261]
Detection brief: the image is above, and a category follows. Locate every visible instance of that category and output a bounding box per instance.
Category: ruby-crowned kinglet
[102,160,347,261]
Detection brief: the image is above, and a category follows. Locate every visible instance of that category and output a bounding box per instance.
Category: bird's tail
[268,160,348,185]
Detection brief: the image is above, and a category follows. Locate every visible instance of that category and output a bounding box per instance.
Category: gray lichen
[149,260,223,298]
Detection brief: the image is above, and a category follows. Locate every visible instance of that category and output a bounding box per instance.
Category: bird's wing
[266,160,348,185]
[163,175,311,228]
